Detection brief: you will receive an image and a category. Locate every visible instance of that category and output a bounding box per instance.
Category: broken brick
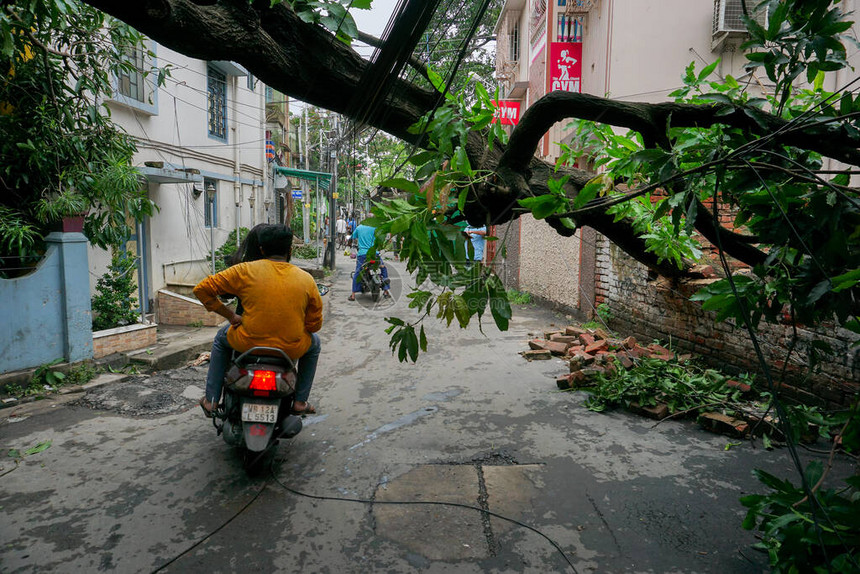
[585,340,609,355]
[556,374,574,390]
[544,330,563,340]
[550,334,579,345]
[581,366,607,378]
[629,402,670,420]
[528,339,548,351]
[568,351,595,371]
[594,328,612,341]
[579,333,596,347]
[618,354,635,369]
[726,379,752,394]
[564,326,587,337]
[522,349,552,361]
[566,344,584,355]
[697,412,750,438]
[621,336,637,350]
[544,340,571,356]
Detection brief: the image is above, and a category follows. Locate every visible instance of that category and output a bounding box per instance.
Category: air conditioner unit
[712,0,767,50]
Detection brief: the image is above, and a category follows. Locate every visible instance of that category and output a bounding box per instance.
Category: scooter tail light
[249,369,278,396]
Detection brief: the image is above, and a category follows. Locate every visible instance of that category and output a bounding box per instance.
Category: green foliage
[31,358,66,390]
[506,289,532,305]
[91,250,139,331]
[4,360,98,398]
[741,461,860,573]
[285,0,370,45]
[581,357,750,414]
[211,227,249,272]
[0,1,160,259]
[292,243,319,259]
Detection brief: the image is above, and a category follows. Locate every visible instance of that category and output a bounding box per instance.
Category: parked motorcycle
[351,258,388,301]
[211,346,303,474]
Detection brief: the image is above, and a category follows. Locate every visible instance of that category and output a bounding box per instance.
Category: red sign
[549,42,582,93]
[491,100,521,126]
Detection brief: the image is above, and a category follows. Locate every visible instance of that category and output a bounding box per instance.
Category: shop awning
[273,166,332,191]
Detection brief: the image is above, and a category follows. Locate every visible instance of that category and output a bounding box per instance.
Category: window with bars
[509,20,520,62]
[207,66,227,141]
[557,14,584,42]
[118,47,146,103]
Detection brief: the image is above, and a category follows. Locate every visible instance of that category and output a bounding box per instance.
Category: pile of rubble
[521,325,685,391]
[521,325,821,444]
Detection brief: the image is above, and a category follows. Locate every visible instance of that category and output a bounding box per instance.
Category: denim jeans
[204,325,321,404]
[352,254,389,292]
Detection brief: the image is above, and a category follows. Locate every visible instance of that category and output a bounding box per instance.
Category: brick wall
[595,237,860,408]
[157,289,226,327]
[93,324,157,359]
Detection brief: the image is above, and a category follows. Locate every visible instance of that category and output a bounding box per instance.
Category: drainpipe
[232,75,241,246]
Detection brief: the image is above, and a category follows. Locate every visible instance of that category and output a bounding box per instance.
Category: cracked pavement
[1,258,855,573]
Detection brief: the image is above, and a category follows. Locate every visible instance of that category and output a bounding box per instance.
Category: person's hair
[229,223,269,266]
[258,224,293,260]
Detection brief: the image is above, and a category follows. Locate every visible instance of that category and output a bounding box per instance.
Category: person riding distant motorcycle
[194,224,323,417]
[348,222,391,301]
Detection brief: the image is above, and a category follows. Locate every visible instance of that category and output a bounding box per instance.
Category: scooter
[211,346,303,474]
[351,258,388,301]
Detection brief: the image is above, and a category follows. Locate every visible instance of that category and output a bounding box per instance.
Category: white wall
[90,44,269,312]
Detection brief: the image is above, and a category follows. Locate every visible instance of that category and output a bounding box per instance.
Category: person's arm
[193,268,244,326]
[468,227,487,237]
[304,280,323,333]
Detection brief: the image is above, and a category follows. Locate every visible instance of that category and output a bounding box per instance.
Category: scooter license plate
[241,402,278,423]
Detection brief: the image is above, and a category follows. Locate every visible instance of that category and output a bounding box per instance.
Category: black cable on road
[149,479,270,573]
[269,467,580,573]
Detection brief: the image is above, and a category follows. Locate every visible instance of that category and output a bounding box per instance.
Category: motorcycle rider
[194,224,323,417]
[348,221,391,301]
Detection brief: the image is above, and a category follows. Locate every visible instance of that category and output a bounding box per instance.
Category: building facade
[95,42,286,317]
[492,0,860,405]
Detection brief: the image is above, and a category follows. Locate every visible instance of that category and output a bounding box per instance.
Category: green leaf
[457,188,468,212]
[831,268,860,292]
[427,66,446,94]
[699,93,733,105]
[419,325,427,352]
[697,59,720,81]
[379,178,420,195]
[23,440,52,456]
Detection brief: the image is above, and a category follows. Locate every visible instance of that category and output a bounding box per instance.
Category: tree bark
[83,0,849,278]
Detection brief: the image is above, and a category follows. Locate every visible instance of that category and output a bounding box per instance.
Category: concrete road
[1,258,852,573]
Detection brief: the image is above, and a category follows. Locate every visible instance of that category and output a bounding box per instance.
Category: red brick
[618,354,635,369]
[528,339,548,351]
[629,402,670,420]
[621,336,637,349]
[522,349,552,360]
[550,334,579,345]
[579,333,596,346]
[585,340,609,354]
[564,326,587,337]
[545,341,570,356]
[556,374,573,390]
[726,379,752,393]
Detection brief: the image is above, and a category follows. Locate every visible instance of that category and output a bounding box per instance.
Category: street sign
[291,189,303,199]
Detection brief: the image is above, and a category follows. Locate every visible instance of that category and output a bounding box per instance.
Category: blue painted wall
[0,232,93,373]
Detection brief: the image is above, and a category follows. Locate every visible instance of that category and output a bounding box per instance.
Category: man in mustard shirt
[193,225,323,416]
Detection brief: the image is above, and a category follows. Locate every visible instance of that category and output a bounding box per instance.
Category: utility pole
[326,139,337,270]
[302,105,310,244]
